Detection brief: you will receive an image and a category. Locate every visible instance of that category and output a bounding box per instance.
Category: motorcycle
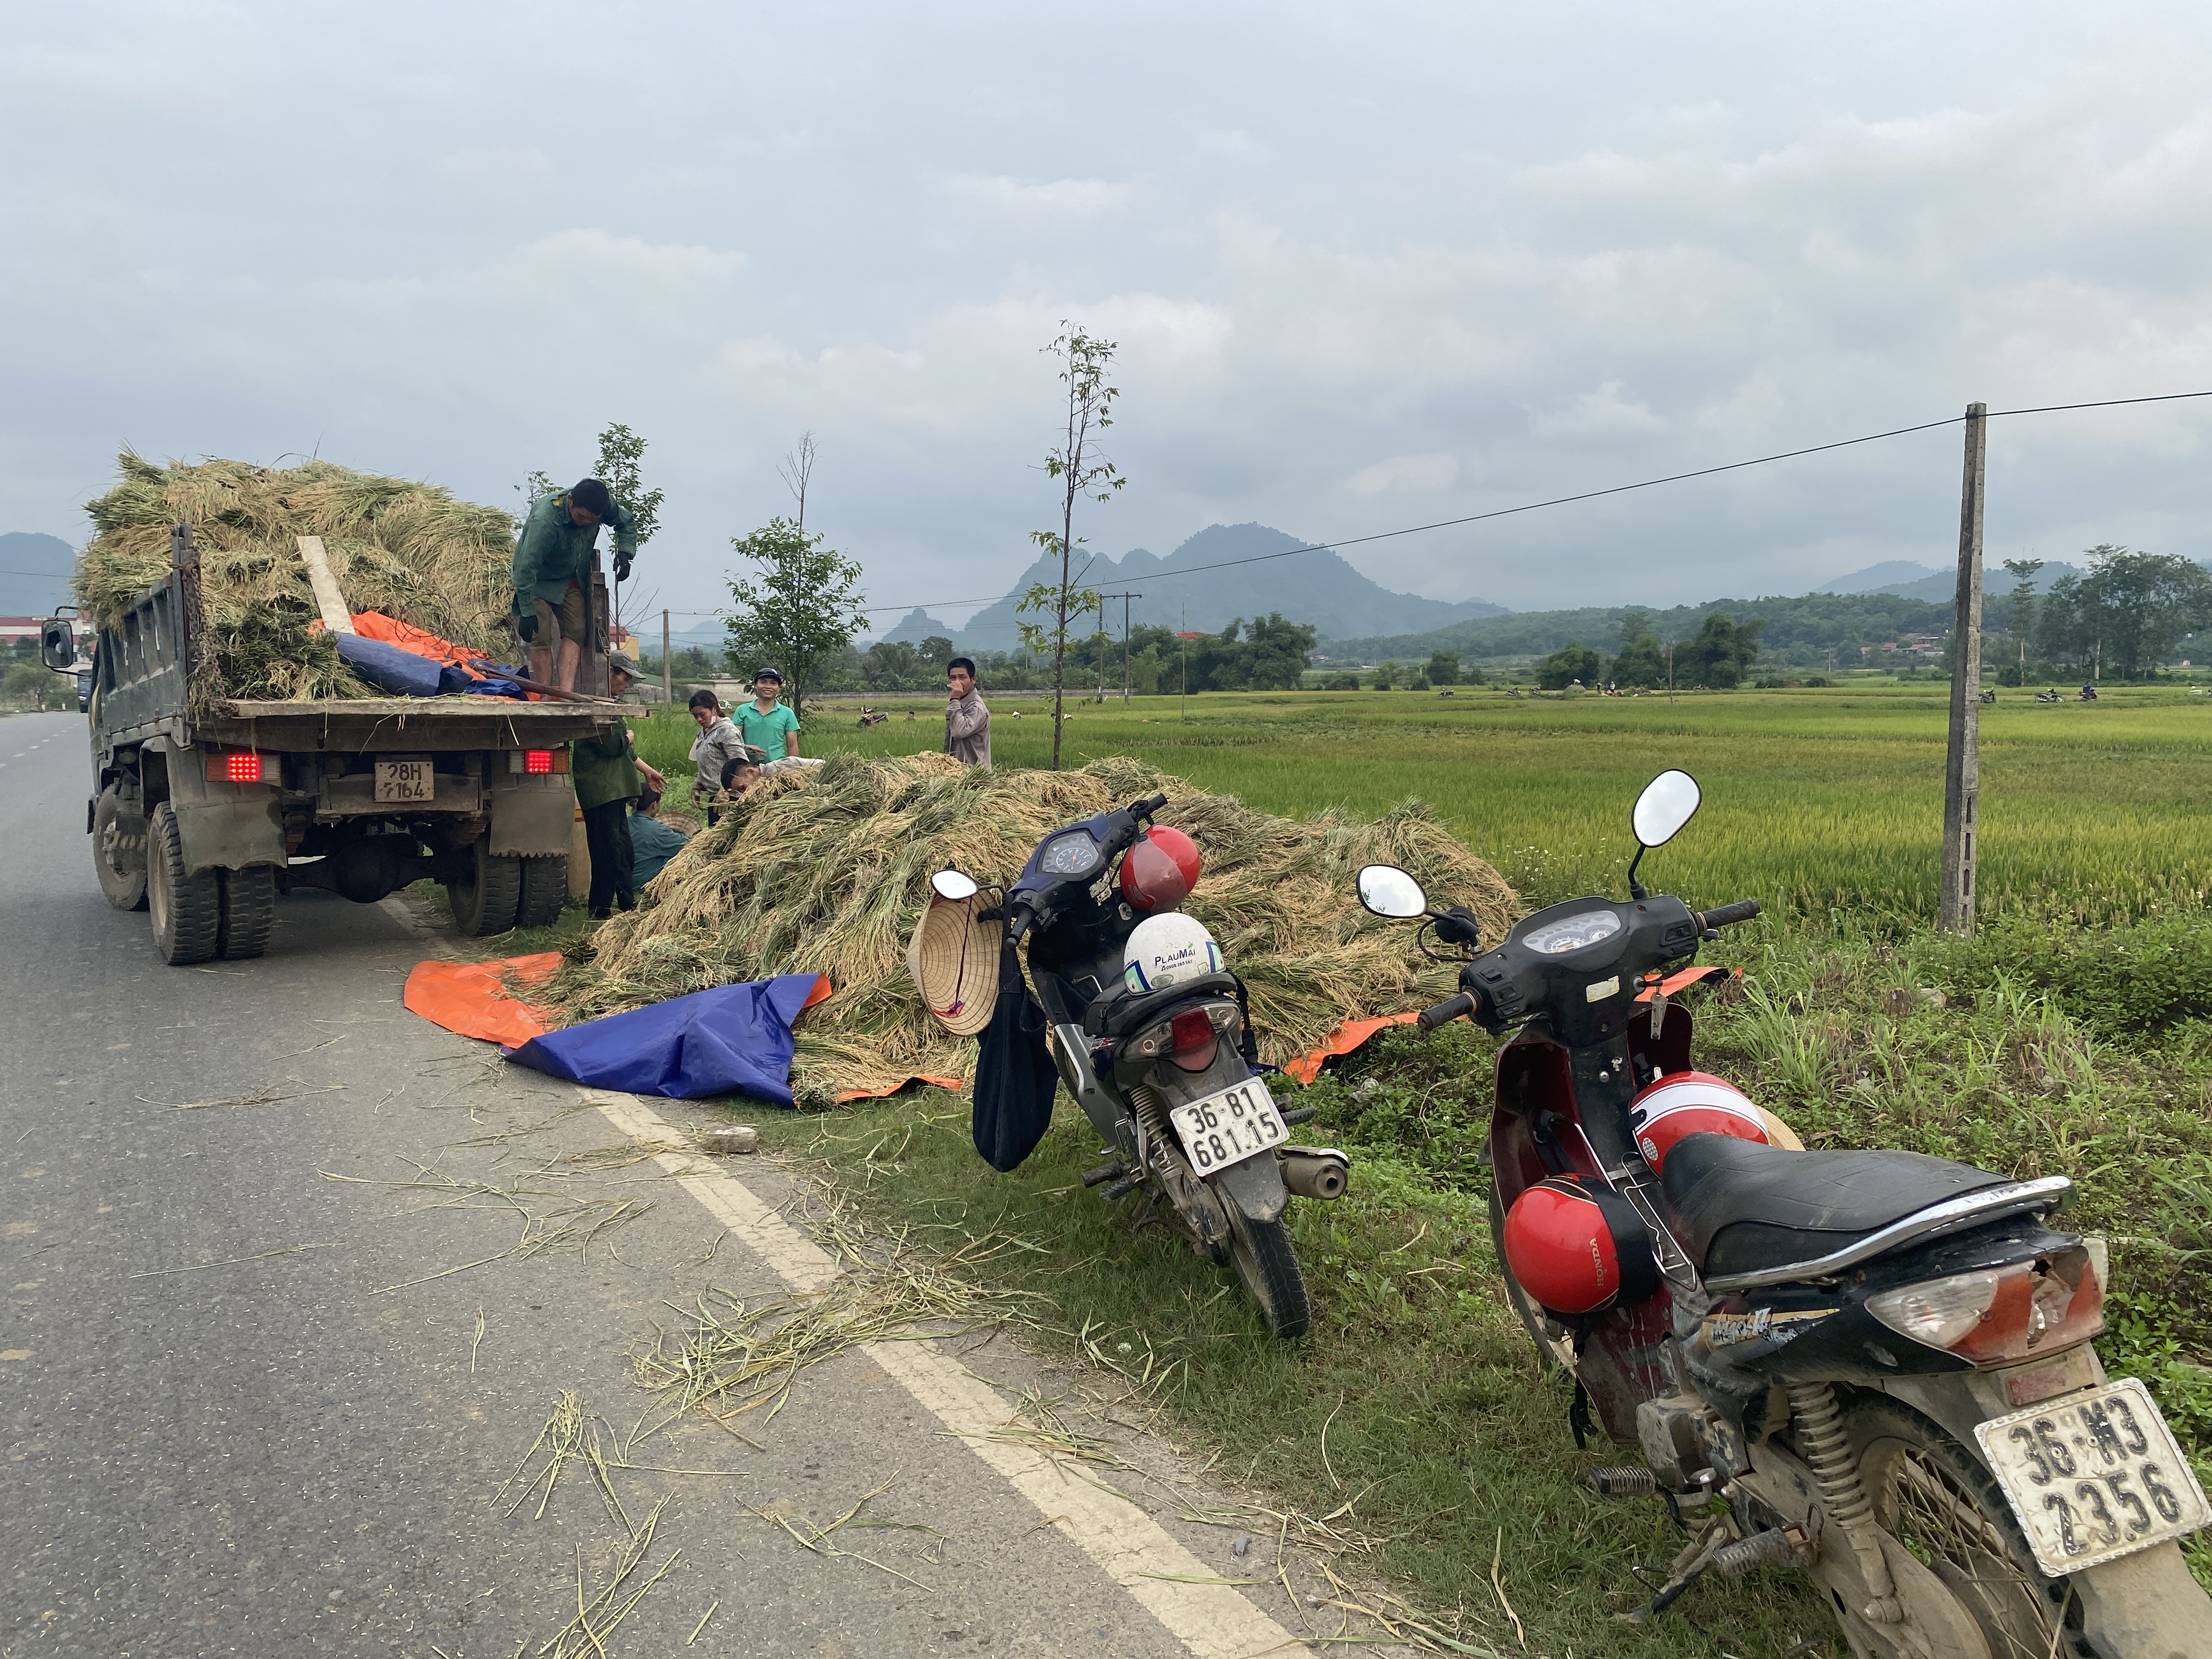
[1357,769,2211,1659]
[933,792,1350,1336]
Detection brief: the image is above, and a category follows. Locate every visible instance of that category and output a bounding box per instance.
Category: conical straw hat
[906,882,1002,1036]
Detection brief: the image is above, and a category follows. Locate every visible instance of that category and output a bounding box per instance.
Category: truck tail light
[525,749,555,775]
[207,751,269,783]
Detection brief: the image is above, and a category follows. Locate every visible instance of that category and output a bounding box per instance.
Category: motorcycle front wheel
[1845,1393,2070,1659]
[1226,1203,1310,1339]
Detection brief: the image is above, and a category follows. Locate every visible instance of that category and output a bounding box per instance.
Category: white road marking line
[583,1089,1309,1659]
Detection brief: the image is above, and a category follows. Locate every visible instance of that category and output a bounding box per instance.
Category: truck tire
[93,784,148,911]
[217,865,278,960]
[445,832,521,936]
[517,856,567,929]
[148,802,221,966]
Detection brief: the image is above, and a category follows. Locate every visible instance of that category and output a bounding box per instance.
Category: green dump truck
[46,524,619,965]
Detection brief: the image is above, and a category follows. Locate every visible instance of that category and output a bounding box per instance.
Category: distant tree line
[1531,610,1767,690]
[1993,546,2212,682]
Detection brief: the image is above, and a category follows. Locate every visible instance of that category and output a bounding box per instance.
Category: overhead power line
[631,387,2212,624]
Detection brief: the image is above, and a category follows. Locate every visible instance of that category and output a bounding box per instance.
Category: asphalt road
[0,711,1332,1658]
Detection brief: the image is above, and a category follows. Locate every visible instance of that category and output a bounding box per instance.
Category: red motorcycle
[1358,770,2210,1659]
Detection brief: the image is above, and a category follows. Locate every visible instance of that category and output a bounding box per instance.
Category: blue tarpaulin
[502,974,827,1105]
[335,632,446,697]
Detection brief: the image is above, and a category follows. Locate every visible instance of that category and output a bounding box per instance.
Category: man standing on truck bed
[514,478,635,692]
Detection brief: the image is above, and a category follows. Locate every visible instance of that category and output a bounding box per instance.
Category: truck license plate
[1973,1376,2211,1575]
[1168,1077,1287,1174]
[374,758,436,803]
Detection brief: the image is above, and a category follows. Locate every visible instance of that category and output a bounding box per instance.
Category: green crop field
[638,682,2212,920]
[609,684,2212,1650]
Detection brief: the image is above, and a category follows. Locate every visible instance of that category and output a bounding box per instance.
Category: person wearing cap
[571,653,665,919]
[733,668,802,762]
[512,477,637,692]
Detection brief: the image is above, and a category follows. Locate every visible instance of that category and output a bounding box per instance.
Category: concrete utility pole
[1940,402,1988,936]
[1098,590,1142,703]
[662,609,673,707]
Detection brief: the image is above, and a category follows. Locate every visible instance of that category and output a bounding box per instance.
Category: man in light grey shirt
[944,657,990,767]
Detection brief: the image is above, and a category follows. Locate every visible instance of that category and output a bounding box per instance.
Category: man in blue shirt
[513,478,637,692]
[629,789,690,889]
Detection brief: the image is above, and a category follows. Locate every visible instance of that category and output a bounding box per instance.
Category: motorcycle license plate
[1973,1377,2211,1575]
[1167,1078,1286,1174]
[374,758,436,803]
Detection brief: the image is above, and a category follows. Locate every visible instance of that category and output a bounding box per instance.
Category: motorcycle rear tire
[1226,1203,1310,1340]
[1844,1393,2068,1659]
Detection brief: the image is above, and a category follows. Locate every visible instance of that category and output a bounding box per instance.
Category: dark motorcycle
[1357,769,2210,1659]
[934,792,1349,1336]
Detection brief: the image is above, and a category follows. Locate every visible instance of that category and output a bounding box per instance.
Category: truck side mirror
[40,618,75,673]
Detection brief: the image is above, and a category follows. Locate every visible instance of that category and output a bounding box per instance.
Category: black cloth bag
[971,940,1058,1172]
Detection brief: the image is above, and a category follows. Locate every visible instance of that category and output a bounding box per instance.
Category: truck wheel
[217,865,277,960]
[148,802,221,966]
[445,833,521,936]
[93,784,148,911]
[516,856,568,929]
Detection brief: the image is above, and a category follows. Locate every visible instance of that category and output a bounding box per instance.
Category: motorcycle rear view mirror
[930,870,980,902]
[1357,864,1429,919]
[1626,769,1700,900]
[1632,770,1702,849]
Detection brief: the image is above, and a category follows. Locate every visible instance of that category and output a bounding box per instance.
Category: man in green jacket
[571,654,665,918]
[514,477,637,692]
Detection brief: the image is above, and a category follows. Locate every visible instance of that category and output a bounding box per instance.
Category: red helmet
[1120,826,1201,911]
[1502,1176,1658,1315]
[1629,1071,1769,1175]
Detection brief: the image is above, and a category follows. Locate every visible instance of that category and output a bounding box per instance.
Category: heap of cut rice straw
[75,449,519,705]
[546,752,1519,1103]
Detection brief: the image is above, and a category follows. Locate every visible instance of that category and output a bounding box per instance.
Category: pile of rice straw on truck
[75,450,517,704]
[546,752,1519,1104]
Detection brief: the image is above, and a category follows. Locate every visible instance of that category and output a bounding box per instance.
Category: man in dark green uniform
[513,477,637,692]
[571,653,665,918]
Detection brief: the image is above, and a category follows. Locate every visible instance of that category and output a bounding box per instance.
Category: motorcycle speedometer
[1037,830,1103,877]
[1521,909,1623,955]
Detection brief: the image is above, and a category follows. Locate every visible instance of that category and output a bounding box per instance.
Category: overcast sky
[8,2,2212,627]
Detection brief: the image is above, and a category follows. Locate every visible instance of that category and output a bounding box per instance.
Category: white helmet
[1123,913,1223,994]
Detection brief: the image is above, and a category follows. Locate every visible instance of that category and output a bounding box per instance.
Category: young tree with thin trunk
[595,423,665,639]
[1016,324,1124,769]
[723,519,866,722]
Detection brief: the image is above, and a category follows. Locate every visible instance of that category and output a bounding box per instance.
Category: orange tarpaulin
[403,953,564,1046]
[1279,1012,1420,1086]
[399,958,957,1097]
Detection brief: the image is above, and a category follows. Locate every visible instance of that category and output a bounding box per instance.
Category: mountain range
[878,522,1505,652]
[1816,558,2083,603]
[0,532,76,616]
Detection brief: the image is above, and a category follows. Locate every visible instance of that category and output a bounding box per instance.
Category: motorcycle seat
[1660,1132,2012,1282]
[1085,973,1244,1041]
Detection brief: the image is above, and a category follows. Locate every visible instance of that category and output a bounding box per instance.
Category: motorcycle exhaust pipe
[1279,1147,1350,1201]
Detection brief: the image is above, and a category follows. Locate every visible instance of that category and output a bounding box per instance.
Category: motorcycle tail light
[1866,1249,2103,1365]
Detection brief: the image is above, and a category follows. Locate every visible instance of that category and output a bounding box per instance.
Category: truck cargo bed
[201,697,617,753]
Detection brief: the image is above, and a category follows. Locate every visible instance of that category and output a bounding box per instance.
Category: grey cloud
[6,2,2212,627]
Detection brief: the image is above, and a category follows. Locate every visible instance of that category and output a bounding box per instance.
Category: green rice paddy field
[624,684,2212,1652]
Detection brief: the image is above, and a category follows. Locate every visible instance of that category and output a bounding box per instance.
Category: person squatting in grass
[734,667,802,762]
[628,787,690,889]
[572,653,665,919]
[945,656,990,768]
[512,477,636,693]
[687,689,749,806]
